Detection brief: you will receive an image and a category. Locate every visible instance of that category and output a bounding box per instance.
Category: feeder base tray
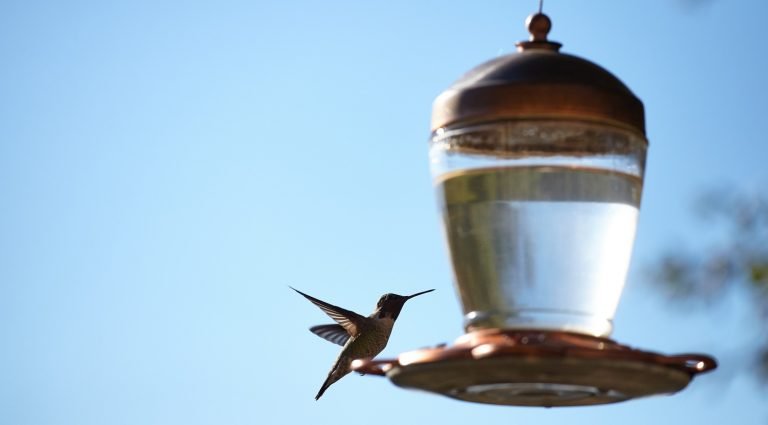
[352,329,716,407]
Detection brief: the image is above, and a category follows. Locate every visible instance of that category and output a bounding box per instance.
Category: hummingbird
[290,286,435,400]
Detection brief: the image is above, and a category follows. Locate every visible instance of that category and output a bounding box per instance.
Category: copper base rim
[352,329,717,407]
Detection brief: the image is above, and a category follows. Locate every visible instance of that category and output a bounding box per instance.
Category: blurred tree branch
[648,189,768,382]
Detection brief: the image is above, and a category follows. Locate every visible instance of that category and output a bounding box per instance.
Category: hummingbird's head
[375,289,434,320]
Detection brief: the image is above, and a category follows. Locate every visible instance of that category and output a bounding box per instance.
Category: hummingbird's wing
[309,324,351,346]
[290,287,365,336]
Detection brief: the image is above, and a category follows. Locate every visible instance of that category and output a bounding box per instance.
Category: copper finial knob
[516,12,561,52]
[526,13,552,41]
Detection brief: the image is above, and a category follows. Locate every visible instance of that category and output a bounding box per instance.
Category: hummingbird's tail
[315,374,336,400]
[315,362,351,400]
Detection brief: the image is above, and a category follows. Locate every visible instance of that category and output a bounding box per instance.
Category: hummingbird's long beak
[406,289,435,300]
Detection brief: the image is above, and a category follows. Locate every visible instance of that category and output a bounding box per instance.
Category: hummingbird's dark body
[291,287,434,400]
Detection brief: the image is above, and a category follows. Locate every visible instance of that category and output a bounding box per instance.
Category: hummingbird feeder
[352,7,716,407]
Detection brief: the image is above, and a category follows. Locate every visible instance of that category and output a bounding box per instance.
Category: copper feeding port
[352,329,716,407]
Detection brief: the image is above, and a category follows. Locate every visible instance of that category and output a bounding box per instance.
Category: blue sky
[1,0,767,424]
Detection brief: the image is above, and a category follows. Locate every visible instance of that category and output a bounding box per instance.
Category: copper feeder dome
[431,13,644,135]
[352,11,716,407]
